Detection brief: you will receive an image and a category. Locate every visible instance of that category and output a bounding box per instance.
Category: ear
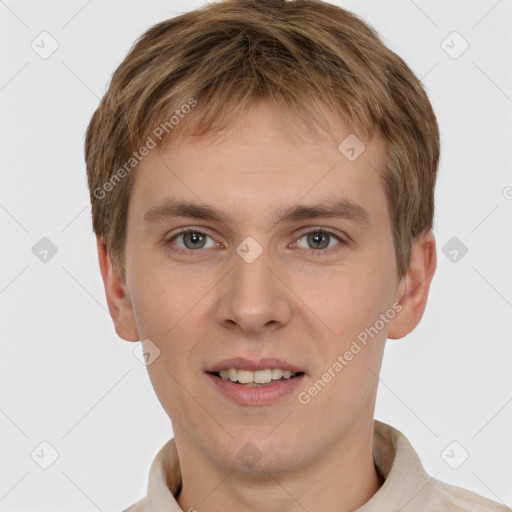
[387,230,437,339]
[96,236,140,342]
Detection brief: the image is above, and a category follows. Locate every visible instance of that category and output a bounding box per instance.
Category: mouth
[205,357,306,404]
[208,368,305,387]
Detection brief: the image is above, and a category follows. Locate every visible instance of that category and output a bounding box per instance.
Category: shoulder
[431,478,511,512]
[121,497,146,512]
[372,421,510,512]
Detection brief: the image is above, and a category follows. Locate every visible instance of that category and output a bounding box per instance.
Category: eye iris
[184,231,206,249]
[307,232,329,249]
[179,232,334,250]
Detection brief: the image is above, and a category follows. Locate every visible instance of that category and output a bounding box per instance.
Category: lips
[206,369,305,405]
[205,357,305,374]
[205,357,306,404]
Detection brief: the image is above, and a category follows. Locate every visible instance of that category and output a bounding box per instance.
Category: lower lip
[206,373,305,405]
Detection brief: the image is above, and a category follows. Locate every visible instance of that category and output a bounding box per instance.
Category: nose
[215,244,292,336]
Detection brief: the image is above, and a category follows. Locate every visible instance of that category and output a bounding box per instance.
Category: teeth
[271,368,283,380]
[254,369,272,383]
[237,370,253,384]
[217,368,298,384]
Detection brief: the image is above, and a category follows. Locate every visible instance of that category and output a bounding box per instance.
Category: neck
[174,419,383,512]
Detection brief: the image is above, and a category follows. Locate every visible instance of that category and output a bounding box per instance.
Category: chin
[212,435,306,476]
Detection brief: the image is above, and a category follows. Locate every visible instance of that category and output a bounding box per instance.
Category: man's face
[122,101,402,473]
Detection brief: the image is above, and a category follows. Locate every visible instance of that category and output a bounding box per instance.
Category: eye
[167,229,218,251]
[293,229,345,251]
[164,227,347,257]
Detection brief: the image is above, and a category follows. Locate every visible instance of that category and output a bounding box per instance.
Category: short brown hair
[85,0,439,278]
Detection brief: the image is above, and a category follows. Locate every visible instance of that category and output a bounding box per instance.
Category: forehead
[130,101,388,226]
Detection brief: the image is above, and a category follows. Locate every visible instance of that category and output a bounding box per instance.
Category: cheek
[129,263,215,367]
[131,270,208,424]
[129,261,206,338]
[296,263,391,344]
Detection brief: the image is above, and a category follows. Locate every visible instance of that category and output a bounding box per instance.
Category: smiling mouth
[208,368,305,387]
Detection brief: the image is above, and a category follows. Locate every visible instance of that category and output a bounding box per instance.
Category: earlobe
[387,230,437,340]
[96,236,140,342]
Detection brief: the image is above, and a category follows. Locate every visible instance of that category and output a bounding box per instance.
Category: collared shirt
[123,420,511,511]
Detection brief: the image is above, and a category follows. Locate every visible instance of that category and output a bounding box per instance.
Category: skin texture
[97,100,436,512]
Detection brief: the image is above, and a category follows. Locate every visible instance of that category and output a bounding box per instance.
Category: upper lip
[206,357,305,373]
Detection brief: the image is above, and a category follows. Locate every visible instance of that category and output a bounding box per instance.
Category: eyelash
[164,227,348,257]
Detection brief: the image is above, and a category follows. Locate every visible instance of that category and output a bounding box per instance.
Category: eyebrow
[143,197,369,228]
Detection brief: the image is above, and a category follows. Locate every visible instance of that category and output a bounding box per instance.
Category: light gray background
[1,0,511,510]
